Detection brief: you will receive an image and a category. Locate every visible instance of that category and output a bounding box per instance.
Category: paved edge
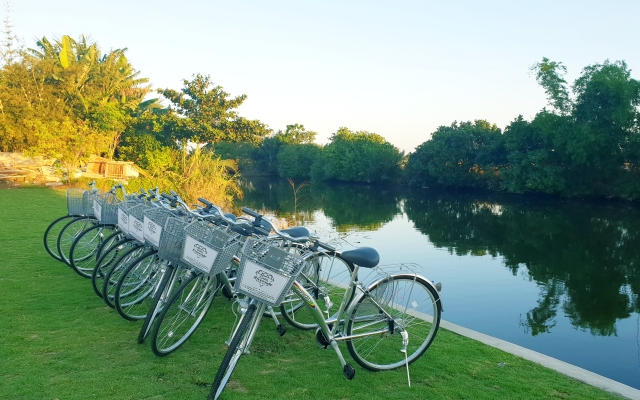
[440,320,640,400]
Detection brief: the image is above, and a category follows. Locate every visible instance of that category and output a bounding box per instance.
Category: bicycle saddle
[341,247,379,269]
[280,226,310,239]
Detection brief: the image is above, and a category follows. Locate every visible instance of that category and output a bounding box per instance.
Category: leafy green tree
[315,127,403,183]
[158,74,271,146]
[1,33,151,174]
[530,57,571,115]
[277,143,322,179]
[275,123,317,144]
[500,114,569,194]
[406,120,504,189]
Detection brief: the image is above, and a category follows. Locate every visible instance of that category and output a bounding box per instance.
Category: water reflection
[240,178,402,232]
[403,189,640,337]
[242,178,640,341]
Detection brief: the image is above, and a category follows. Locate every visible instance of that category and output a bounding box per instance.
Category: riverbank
[0,187,630,399]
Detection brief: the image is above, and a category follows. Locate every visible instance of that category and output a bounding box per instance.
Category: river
[237,177,640,389]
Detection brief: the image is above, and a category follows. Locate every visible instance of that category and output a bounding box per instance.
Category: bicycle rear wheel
[92,238,140,298]
[102,246,151,308]
[114,251,164,320]
[209,302,258,400]
[280,252,353,330]
[43,215,76,262]
[345,274,441,371]
[57,217,98,266]
[150,273,218,356]
[69,224,117,278]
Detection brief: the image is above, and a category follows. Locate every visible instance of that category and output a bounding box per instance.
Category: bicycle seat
[281,226,310,239]
[341,247,379,269]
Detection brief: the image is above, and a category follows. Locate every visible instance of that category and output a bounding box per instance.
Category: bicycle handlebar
[241,207,310,243]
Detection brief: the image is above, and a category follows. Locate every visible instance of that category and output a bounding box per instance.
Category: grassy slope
[0,187,618,400]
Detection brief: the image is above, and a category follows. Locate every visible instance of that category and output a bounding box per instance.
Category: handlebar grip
[198,197,214,207]
[241,207,262,218]
[316,241,335,252]
[161,193,176,201]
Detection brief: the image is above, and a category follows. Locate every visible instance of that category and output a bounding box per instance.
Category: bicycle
[209,208,443,400]
[43,181,98,262]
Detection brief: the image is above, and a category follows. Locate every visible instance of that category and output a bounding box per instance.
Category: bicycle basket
[82,190,97,217]
[93,192,119,225]
[143,207,172,249]
[234,237,312,307]
[116,200,141,235]
[66,188,87,215]
[157,216,190,266]
[181,220,242,277]
[127,204,149,244]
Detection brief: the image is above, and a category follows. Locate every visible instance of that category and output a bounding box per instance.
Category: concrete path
[440,320,640,400]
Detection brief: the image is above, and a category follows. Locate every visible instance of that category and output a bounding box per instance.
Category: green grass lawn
[0,186,620,400]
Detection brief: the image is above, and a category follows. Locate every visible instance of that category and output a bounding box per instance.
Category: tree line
[1,29,638,200]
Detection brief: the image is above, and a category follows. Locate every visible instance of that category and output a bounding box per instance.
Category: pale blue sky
[6,1,640,152]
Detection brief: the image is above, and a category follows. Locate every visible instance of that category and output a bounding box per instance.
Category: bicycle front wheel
[69,224,117,278]
[43,215,76,262]
[92,238,140,298]
[345,274,441,371]
[280,252,353,330]
[57,217,98,266]
[114,251,164,320]
[150,273,218,356]
[209,302,258,400]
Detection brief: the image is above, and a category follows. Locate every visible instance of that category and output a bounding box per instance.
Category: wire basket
[93,192,120,225]
[157,216,190,266]
[66,188,84,215]
[234,237,312,307]
[82,190,97,217]
[180,220,242,277]
[143,207,172,249]
[117,200,141,235]
[127,204,149,244]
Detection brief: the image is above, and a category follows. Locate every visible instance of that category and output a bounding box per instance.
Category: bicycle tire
[91,238,140,298]
[137,263,187,344]
[102,246,151,308]
[280,252,354,330]
[150,273,218,356]
[95,230,125,262]
[114,250,165,320]
[209,303,258,400]
[69,224,117,278]
[57,217,98,266]
[43,215,77,262]
[345,274,441,371]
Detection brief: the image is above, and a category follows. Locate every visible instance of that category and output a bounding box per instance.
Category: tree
[158,74,270,146]
[530,57,571,115]
[500,114,569,194]
[406,120,504,189]
[277,143,322,179]
[315,127,403,183]
[275,123,317,144]
[0,33,151,171]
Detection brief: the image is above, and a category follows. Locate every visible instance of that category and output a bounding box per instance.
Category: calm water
[239,177,640,389]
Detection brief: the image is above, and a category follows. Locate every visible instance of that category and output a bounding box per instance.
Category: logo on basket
[120,213,128,223]
[147,221,156,234]
[193,243,208,258]
[254,269,274,287]
[133,219,143,231]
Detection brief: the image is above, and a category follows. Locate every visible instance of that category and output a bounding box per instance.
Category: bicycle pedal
[276,324,287,336]
[342,364,356,380]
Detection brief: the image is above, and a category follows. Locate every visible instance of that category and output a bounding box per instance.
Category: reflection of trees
[238,178,402,232]
[313,183,402,232]
[405,188,640,337]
